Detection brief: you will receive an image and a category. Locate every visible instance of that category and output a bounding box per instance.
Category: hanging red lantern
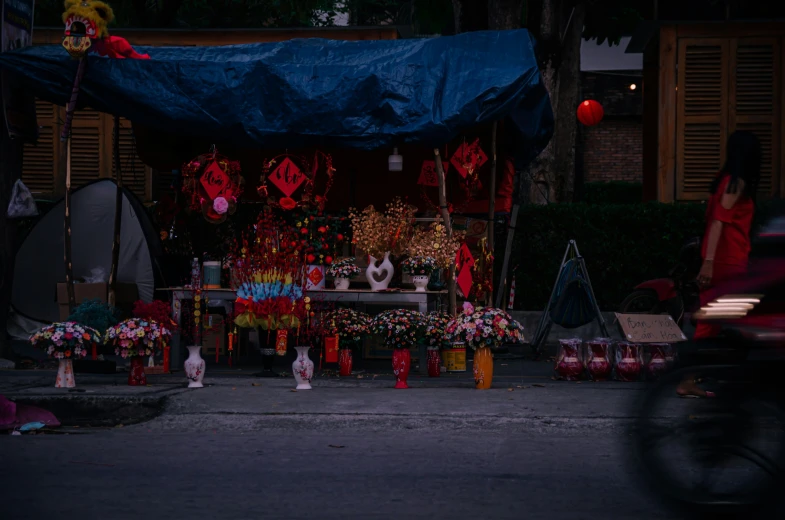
[576,100,604,126]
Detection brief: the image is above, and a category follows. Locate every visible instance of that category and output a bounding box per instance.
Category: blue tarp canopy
[0,29,552,158]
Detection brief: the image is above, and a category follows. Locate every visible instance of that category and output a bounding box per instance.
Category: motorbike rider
[676,130,762,398]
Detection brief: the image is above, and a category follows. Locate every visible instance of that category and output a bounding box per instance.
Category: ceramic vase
[55,359,75,388]
[646,344,669,381]
[128,356,147,386]
[184,345,206,388]
[585,340,612,381]
[392,348,411,389]
[556,339,584,381]
[426,347,440,377]
[338,347,353,377]
[334,277,350,290]
[366,252,394,291]
[412,275,429,292]
[292,346,314,390]
[473,346,494,389]
[615,342,642,382]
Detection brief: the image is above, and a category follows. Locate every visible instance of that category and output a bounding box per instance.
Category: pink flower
[213,196,229,215]
[462,302,474,315]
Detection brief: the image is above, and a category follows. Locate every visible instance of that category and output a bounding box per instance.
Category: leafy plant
[66,298,119,336]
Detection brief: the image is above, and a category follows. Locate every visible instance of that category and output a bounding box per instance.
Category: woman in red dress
[676,131,761,398]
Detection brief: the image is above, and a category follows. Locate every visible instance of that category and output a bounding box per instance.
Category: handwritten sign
[615,313,687,343]
[200,160,230,200]
[269,157,306,197]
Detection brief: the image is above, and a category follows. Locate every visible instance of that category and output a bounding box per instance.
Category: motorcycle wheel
[629,365,785,518]
[619,289,663,314]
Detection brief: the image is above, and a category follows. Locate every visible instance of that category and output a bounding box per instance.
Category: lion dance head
[62,0,114,58]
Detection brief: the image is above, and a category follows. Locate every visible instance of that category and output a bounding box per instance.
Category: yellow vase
[473,346,493,389]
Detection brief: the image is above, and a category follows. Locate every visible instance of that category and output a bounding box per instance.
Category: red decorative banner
[275,329,288,356]
[455,243,475,273]
[457,263,473,298]
[269,157,306,197]
[449,138,488,178]
[324,335,339,363]
[418,160,448,187]
[200,160,230,200]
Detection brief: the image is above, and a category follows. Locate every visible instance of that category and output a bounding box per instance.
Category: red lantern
[576,99,604,126]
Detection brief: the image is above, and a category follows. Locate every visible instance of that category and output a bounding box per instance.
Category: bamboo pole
[433,148,456,316]
[108,115,122,307]
[486,122,497,306]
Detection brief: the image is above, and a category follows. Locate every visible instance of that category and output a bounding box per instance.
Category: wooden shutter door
[21,100,58,195]
[112,117,150,200]
[676,39,729,200]
[67,107,109,188]
[729,38,781,197]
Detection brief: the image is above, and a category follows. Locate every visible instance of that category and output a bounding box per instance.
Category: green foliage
[508,202,707,311]
[582,0,647,46]
[66,298,120,335]
[581,181,643,205]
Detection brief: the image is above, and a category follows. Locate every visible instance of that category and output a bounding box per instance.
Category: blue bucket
[203,261,221,288]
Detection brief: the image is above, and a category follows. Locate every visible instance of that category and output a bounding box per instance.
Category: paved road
[0,426,676,520]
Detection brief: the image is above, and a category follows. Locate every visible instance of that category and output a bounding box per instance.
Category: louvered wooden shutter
[67,107,108,189]
[21,100,58,194]
[676,39,729,200]
[729,38,781,197]
[111,117,150,200]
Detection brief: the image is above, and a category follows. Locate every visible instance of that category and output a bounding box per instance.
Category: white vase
[55,359,75,388]
[366,252,394,291]
[334,277,350,290]
[412,275,429,292]
[292,346,314,390]
[184,345,205,388]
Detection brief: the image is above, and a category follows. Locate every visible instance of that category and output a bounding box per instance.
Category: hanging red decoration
[181,147,244,224]
[259,151,335,212]
[576,100,604,126]
[418,160,444,187]
[450,138,488,179]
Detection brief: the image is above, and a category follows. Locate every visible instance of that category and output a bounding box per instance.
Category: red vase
[615,342,642,382]
[646,344,669,381]
[585,340,612,381]
[128,357,147,386]
[426,347,440,377]
[338,348,353,377]
[392,349,411,389]
[556,339,584,381]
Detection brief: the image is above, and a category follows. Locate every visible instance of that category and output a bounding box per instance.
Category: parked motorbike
[619,237,702,326]
[629,216,785,518]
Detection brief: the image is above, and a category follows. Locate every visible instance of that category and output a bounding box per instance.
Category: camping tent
[9,180,162,336]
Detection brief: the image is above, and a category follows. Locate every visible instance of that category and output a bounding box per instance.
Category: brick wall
[578,71,643,184]
[581,118,643,182]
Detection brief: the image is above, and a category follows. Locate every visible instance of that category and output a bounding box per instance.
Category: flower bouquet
[30,322,102,388]
[445,304,524,389]
[370,309,428,389]
[327,258,361,290]
[401,256,437,276]
[105,318,172,386]
[424,311,452,377]
[322,308,371,376]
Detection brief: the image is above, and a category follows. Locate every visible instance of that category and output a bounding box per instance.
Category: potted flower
[105,318,171,386]
[327,258,362,290]
[322,308,371,376]
[401,256,438,292]
[30,322,102,388]
[445,304,525,389]
[423,311,452,377]
[370,309,428,388]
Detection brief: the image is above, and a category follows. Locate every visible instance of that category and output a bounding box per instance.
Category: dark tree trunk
[488,0,524,29]
[0,120,23,360]
[451,0,488,33]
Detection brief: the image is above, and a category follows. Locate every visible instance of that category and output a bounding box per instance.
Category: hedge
[580,181,643,205]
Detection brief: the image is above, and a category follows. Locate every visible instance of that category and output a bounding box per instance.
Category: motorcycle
[619,237,702,326]
[629,216,785,518]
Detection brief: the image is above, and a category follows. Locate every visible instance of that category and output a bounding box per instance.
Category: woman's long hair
[710,130,762,198]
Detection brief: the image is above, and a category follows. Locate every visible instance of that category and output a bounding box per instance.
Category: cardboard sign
[324,335,339,363]
[200,160,230,200]
[269,157,306,197]
[615,313,687,343]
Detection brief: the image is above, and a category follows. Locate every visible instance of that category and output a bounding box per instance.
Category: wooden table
[161,287,447,371]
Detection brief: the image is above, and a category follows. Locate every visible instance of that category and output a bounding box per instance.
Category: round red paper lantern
[576,99,604,126]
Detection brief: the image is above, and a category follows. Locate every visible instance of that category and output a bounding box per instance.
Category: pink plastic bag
[555,338,584,381]
[615,342,643,382]
[0,394,60,430]
[584,338,612,381]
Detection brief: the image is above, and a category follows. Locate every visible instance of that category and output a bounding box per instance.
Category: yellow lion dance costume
[62,0,149,59]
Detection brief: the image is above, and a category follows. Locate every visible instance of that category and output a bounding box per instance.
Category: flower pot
[366,252,394,291]
[338,347,353,377]
[184,345,205,388]
[55,359,75,388]
[128,356,147,386]
[585,340,612,381]
[306,265,326,291]
[412,275,429,292]
[292,346,314,390]
[473,346,494,389]
[334,277,350,290]
[426,347,440,377]
[392,348,410,389]
[556,339,584,381]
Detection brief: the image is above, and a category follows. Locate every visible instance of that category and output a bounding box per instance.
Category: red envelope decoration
[418,160,449,186]
[200,161,230,200]
[449,139,488,178]
[324,335,339,363]
[455,243,475,273]
[269,157,306,197]
[275,329,288,356]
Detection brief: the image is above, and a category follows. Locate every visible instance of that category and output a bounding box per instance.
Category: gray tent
[9,179,163,338]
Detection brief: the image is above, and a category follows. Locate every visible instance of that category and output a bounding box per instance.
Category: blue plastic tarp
[0,30,552,159]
